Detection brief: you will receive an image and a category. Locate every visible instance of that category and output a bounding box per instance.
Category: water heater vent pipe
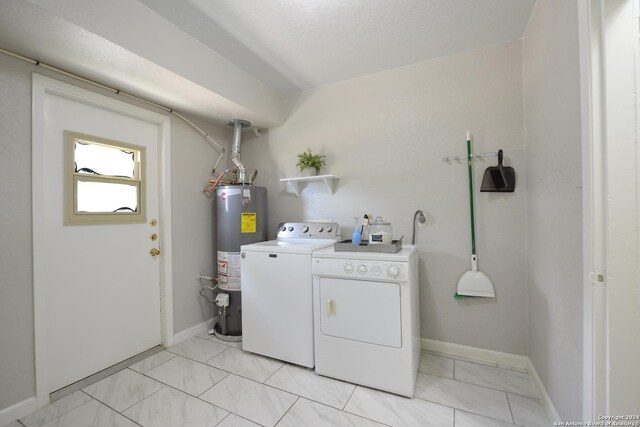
[227,119,252,184]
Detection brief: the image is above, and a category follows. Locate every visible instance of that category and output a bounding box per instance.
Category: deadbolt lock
[150,248,161,257]
[150,233,158,241]
[149,219,158,227]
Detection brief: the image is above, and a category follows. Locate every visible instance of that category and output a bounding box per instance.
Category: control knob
[326,227,333,232]
[288,226,294,231]
[281,226,287,231]
[344,263,354,274]
[371,265,382,276]
[387,265,400,277]
[301,226,309,233]
[358,265,367,274]
[317,226,324,232]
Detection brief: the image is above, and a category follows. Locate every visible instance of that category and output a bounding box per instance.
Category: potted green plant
[296,148,326,176]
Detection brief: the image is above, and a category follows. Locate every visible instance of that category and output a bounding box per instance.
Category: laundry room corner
[241,40,529,357]
[168,117,232,340]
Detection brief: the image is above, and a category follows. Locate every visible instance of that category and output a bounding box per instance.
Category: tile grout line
[454,359,534,378]
[204,366,282,385]
[273,396,299,427]
[138,361,231,400]
[19,391,91,427]
[262,362,287,384]
[423,350,499,368]
[412,393,513,425]
[506,392,516,425]
[124,371,232,423]
[341,384,358,410]
[420,370,539,401]
[213,412,232,427]
[114,380,166,415]
[427,353,529,373]
[255,367,356,411]
[166,337,230,363]
[195,375,234,410]
[451,377,539,400]
[289,396,393,427]
[131,350,177,374]
[454,408,524,426]
[195,370,305,423]
[79,389,144,426]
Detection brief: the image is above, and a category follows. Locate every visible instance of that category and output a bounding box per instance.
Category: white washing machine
[312,245,420,397]
[241,222,340,368]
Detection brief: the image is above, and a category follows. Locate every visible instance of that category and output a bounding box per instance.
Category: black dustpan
[481,150,515,192]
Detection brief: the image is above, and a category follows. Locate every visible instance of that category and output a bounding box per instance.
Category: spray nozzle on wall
[412,210,427,244]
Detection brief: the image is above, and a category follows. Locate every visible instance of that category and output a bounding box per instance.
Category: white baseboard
[0,396,37,427]
[421,338,528,370]
[527,357,561,421]
[172,318,215,345]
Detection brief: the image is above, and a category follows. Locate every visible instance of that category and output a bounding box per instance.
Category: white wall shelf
[280,174,340,197]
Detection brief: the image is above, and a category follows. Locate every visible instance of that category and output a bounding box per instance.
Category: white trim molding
[527,357,561,422]
[421,338,528,370]
[173,318,217,345]
[31,74,173,409]
[0,396,36,427]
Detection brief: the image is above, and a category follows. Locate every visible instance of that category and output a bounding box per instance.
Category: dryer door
[319,277,401,348]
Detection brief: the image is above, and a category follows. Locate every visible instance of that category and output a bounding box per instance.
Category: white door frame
[579,0,640,417]
[32,74,174,408]
[579,0,607,419]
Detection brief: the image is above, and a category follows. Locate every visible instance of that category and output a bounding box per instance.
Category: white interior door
[35,78,166,393]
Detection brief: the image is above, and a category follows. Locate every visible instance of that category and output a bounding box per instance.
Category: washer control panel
[277,222,340,240]
[317,258,406,281]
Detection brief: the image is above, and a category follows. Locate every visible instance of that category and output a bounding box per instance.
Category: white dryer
[312,245,420,397]
[241,222,339,368]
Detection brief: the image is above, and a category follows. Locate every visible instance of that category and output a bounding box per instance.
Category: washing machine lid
[312,245,417,261]
[241,239,336,255]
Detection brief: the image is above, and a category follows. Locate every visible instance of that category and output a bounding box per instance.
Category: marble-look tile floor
[9,334,552,427]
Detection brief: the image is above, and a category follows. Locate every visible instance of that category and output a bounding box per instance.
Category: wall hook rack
[442,151,499,162]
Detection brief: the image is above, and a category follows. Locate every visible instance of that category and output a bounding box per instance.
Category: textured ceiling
[139,0,536,94]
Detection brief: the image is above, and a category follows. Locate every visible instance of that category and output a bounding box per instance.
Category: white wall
[243,41,529,355]
[523,0,583,420]
[0,52,228,411]
[0,50,35,411]
[170,117,230,333]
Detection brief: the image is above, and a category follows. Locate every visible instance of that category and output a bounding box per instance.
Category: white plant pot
[301,167,317,177]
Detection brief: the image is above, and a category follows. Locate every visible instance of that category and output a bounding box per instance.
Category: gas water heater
[214,119,267,340]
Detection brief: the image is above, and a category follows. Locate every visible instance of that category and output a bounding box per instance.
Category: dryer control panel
[276,222,340,240]
[314,258,406,281]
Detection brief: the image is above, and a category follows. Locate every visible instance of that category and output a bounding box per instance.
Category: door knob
[150,248,161,256]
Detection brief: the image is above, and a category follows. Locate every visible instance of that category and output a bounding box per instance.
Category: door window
[64,130,146,224]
